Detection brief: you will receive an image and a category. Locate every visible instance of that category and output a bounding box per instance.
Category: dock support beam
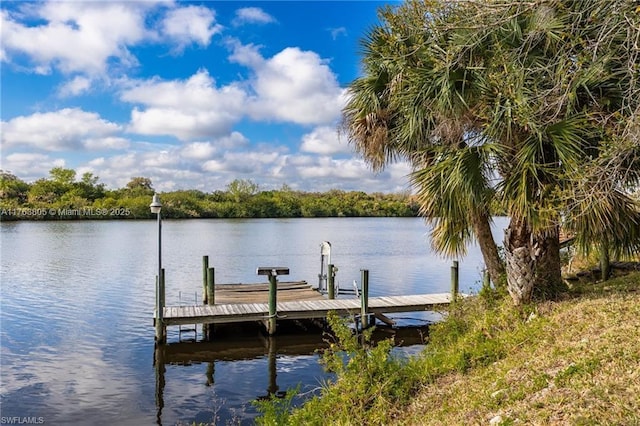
[451,260,459,300]
[202,256,209,304]
[328,264,336,300]
[360,269,369,329]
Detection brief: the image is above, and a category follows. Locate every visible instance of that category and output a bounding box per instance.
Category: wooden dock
[153,259,465,342]
[158,282,456,326]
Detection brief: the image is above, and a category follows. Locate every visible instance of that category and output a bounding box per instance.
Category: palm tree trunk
[505,218,566,305]
[504,216,536,305]
[471,210,505,286]
[532,226,566,299]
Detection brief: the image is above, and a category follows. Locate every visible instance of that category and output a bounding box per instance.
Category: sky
[1,0,411,193]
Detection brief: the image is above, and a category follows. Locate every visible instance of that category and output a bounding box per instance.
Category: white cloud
[226,39,264,68]
[58,76,92,97]
[141,150,178,168]
[216,131,250,149]
[387,161,412,181]
[200,159,224,173]
[84,136,130,151]
[122,70,246,141]
[5,145,410,193]
[328,27,347,40]
[301,126,351,155]
[202,150,280,174]
[297,157,368,180]
[1,2,222,77]
[79,149,215,191]
[161,5,222,51]
[87,157,106,167]
[235,46,346,125]
[1,3,147,75]
[179,132,250,161]
[2,152,66,180]
[1,108,123,151]
[232,7,276,26]
[181,142,217,160]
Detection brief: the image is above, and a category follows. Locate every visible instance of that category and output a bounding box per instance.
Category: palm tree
[343,0,640,305]
[343,3,506,286]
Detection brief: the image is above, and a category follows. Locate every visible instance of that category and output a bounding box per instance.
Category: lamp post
[150,193,164,343]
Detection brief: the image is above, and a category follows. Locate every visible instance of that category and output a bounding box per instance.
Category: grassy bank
[257,272,640,425]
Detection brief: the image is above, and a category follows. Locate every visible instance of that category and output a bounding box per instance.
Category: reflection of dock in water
[154,325,430,422]
[159,325,429,363]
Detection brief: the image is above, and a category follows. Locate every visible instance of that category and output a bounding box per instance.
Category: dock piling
[451,261,459,300]
[482,269,490,291]
[360,269,369,329]
[328,264,335,300]
[155,269,166,344]
[268,275,277,335]
[202,256,209,304]
[257,267,290,335]
[160,268,166,313]
[207,267,215,305]
[155,275,162,342]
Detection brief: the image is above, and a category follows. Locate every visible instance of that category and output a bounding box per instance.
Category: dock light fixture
[150,193,162,214]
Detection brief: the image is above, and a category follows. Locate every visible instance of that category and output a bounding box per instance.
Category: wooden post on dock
[360,269,369,329]
[155,275,162,342]
[202,256,209,304]
[160,268,166,312]
[451,261,459,300]
[482,269,490,290]
[257,267,289,336]
[207,267,215,305]
[328,264,335,300]
[155,269,166,344]
[268,274,277,335]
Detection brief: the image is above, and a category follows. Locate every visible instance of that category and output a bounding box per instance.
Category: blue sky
[1,0,411,193]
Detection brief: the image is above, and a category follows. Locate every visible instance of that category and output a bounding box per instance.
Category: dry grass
[400,274,640,425]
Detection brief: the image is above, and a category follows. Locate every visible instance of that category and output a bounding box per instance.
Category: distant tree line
[0,168,420,220]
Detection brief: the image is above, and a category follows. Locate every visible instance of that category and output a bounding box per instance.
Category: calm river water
[0,217,507,425]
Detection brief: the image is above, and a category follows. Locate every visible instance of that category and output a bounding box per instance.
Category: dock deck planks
[159,285,457,327]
